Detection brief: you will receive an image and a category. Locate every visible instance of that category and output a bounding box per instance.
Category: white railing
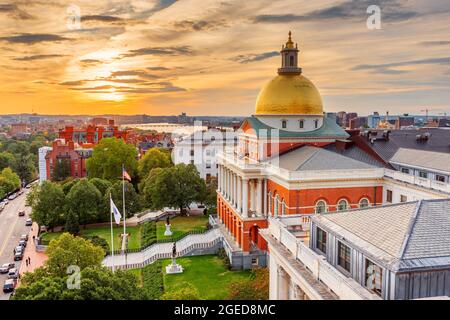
[103,228,222,270]
[384,169,450,193]
[268,218,380,300]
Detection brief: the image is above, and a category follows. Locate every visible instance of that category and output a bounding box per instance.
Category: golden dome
[255,74,323,115]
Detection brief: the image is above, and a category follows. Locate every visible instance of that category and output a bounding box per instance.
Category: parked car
[18,210,25,217]
[0,263,15,274]
[20,234,29,242]
[19,240,27,248]
[7,268,18,279]
[14,246,23,255]
[25,184,32,189]
[8,194,16,200]
[14,251,23,261]
[3,279,15,293]
[2,199,8,205]
[25,218,32,226]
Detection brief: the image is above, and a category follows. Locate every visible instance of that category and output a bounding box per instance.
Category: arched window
[299,120,304,129]
[274,195,279,217]
[268,192,272,215]
[359,198,370,208]
[337,199,348,211]
[315,200,327,214]
[314,119,319,128]
[281,120,287,129]
[289,55,294,66]
[281,200,286,215]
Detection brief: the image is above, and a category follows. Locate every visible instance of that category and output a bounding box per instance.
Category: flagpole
[109,193,115,273]
[122,164,127,267]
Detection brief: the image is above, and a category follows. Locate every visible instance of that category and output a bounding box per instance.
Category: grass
[41,225,142,250]
[156,215,209,240]
[162,255,251,300]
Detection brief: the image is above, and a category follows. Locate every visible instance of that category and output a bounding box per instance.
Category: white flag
[110,196,122,225]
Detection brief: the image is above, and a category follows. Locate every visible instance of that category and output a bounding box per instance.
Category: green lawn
[156,215,209,240]
[162,255,251,300]
[41,225,142,250]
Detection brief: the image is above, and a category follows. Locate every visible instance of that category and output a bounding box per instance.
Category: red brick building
[45,139,92,180]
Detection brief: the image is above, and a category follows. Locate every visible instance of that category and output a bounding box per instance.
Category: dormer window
[299,120,304,129]
[314,119,319,128]
[281,120,287,129]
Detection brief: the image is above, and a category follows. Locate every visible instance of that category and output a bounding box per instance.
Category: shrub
[84,235,110,255]
[142,261,164,299]
[217,248,231,270]
[141,221,157,248]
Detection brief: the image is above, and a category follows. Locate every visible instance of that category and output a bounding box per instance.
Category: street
[0,189,32,300]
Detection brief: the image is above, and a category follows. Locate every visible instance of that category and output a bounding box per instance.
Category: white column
[269,255,279,300]
[250,180,256,213]
[263,178,267,216]
[218,165,222,193]
[233,174,238,207]
[242,178,248,218]
[227,169,230,200]
[237,176,242,213]
[256,178,262,216]
[278,267,289,300]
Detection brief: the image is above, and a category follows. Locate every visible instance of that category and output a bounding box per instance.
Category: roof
[272,145,375,171]
[324,144,386,168]
[312,199,450,272]
[390,148,450,174]
[243,114,349,139]
[360,129,450,162]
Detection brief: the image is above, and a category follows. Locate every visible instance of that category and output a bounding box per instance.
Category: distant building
[40,139,92,182]
[10,123,27,135]
[349,116,368,129]
[58,120,130,145]
[38,146,52,184]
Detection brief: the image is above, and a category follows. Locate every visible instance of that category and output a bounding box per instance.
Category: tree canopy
[138,148,172,179]
[28,181,65,230]
[107,180,141,218]
[86,138,138,181]
[65,179,103,226]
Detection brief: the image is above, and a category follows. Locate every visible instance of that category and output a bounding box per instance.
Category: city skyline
[1,0,450,116]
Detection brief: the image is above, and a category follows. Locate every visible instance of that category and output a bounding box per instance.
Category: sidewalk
[19,222,48,277]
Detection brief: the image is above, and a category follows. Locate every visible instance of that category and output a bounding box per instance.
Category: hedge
[142,261,164,299]
[141,221,157,248]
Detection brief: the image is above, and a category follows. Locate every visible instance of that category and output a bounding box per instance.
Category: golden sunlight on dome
[255,32,323,115]
[255,74,323,115]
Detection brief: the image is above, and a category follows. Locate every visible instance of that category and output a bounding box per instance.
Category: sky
[0,0,450,116]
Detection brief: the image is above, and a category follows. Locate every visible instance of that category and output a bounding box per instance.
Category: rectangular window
[299,120,304,129]
[419,171,428,178]
[190,150,194,156]
[206,150,211,156]
[401,168,410,174]
[386,190,393,203]
[206,160,211,169]
[365,259,382,296]
[281,120,287,129]
[436,175,446,182]
[337,241,351,272]
[316,228,327,254]
[400,195,407,203]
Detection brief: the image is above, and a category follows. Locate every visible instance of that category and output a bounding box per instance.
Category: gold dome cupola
[278,31,302,75]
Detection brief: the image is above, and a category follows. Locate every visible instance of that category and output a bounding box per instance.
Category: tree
[11,154,35,183]
[64,210,80,235]
[162,283,200,300]
[144,164,206,214]
[204,178,218,214]
[62,178,79,195]
[28,181,65,231]
[65,180,102,225]
[89,178,112,196]
[44,233,105,277]
[107,180,141,219]
[0,151,14,171]
[226,268,269,300]
[86,138,138,181]
[0,167,20,193]
[138,148,172,179]
[51,158,71,181]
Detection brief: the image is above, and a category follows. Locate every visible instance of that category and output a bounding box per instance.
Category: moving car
[3,279,15,293]
[0,263,15,274]
[25,218,32,226]
[7,268,18,279]
[18,210,25,217]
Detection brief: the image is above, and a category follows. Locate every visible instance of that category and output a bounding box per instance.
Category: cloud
[420,41,450,46]
[59,80,86,86]
[0,33,70,44]
[0,4,34,20]
[354,57,450,71]
[232,51,279,64]
[13,54,67,61]
[122,46,193,58]
[253,0,418,24]
[147,67,170,71]
[81,15,124,23]
[79,59,102,66]
[172,19,229,31]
